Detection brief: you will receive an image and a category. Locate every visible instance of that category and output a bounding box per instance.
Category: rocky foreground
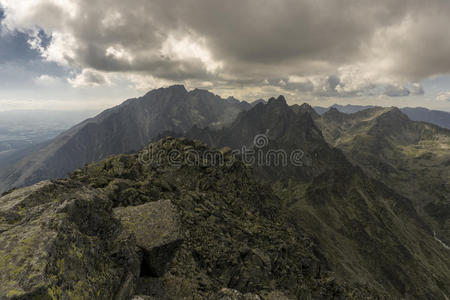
[0,137,448,299]
[0,137,377,299]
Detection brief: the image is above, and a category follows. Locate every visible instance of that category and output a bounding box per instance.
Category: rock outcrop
[0,181,141,299]
[114,200,183,277]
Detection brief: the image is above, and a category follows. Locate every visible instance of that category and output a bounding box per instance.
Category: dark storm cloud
[78,44,214,81]
[165,1,407,65]
[78,0,408,75]
[2,0,450,97]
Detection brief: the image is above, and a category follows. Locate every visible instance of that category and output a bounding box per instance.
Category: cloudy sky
[1,0,450,111]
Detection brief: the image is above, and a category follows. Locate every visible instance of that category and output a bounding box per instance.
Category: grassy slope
[274,167,450,299]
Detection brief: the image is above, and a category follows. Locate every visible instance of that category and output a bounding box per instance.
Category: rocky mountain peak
[292,103,320,119]
[144,84,188,98]
[383,106,409,119]
[322,106,347,122]
[267,95,287,106]
[299,102,313,110]
[327,107,340,113]
[167,84,188,92]
[250,98,267,107]
[373,107,412,129]
[226,96,240,104]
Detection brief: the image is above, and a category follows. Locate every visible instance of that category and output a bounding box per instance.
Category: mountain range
[0,85,449,299]
[186,93,450,298]
[316,106,450,245]
[2,89,450,194]
[314,104,450,129]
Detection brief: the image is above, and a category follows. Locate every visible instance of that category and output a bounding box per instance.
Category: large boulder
[0,181,141,299]
[114,200,183,277]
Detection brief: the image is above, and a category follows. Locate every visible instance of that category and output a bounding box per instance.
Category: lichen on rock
[0,181,140,299]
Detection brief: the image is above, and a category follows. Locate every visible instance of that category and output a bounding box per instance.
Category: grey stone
[114,200,183,277]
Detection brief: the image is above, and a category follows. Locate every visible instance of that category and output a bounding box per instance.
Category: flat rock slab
[114,200,183,277]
